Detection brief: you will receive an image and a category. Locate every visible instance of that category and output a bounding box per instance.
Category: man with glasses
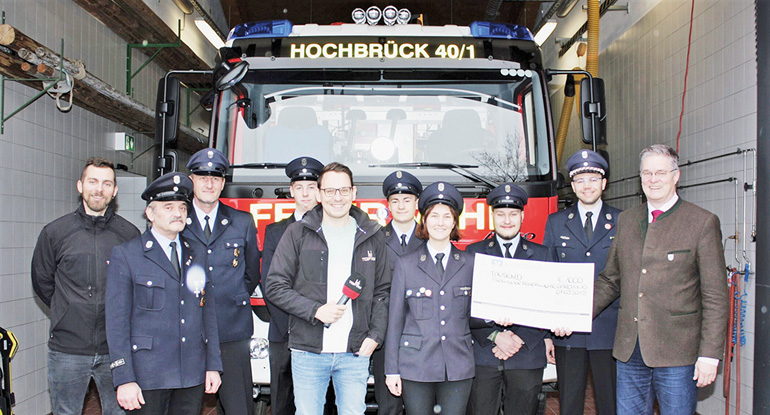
[543,150,621,415]
[582,144,728,415]
[261,156,323,415]
[264,162,391,415]
[183,148,261,415]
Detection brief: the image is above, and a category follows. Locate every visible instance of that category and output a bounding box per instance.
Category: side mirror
[580,77,606,145]
[155,76,181,147]
[153,149,178,179]
[215,61,249,91]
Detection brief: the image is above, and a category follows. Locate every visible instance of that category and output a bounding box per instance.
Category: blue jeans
[48,350,124,415]
[616,343,697,415]
[291,350,370,415]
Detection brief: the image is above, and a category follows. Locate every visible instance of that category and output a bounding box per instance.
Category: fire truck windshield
[215,69,552,190]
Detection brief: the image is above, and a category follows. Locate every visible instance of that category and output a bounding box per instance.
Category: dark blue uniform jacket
[260,215,295,343]
[106,231,223,390]
[183,203,260,343]
[466,237,551,370]
[542,203,621,350]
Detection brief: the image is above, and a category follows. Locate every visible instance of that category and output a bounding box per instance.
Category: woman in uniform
[384,181,474,415]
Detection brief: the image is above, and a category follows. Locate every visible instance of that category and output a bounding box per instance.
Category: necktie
[400,234,408,251]
[204,215,212,240]
[435,253,445,277]
[651,210,664,223]
[169,242,181,277]
[584,211,594,241]
[503,242,513,258]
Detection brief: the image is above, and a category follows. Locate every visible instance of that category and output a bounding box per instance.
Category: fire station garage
[0,0,766,414]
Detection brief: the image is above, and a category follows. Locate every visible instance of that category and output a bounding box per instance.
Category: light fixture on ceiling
[172,0,193,15]
[195,18,225,49]
[533,19,557,46]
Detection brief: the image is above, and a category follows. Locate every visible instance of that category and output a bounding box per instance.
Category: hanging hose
[553,0,600,167]
[723,268,736,408]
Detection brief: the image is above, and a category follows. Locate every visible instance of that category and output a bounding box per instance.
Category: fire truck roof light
[227,20,294,41]
[469,21,533,41]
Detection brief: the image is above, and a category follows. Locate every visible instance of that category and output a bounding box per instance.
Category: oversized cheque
[470,253,594,332]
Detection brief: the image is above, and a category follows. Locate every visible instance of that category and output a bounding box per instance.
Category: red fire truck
[155,8,605,413]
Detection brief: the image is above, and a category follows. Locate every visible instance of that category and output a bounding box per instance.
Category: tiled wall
[550,1,756,413]
[0,0,193,413]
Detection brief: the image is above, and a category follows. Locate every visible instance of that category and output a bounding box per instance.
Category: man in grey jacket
[32,157,140,415]
[264,162,391,415]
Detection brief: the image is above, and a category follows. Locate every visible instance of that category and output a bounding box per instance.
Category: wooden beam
[71,0,212,73]
[0,25,206,153]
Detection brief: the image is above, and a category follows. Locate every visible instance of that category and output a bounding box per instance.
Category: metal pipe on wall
[754,1,769,412]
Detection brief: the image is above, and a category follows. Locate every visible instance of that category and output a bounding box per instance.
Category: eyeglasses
[320,187,353,197]
[640,169,677,179]
[572,177,602,185]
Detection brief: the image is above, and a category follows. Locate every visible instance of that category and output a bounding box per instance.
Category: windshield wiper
[229,162,288,169]
[370,162,498,189]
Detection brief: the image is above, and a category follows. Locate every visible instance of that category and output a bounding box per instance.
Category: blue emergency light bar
[228,20,294,41]
[469,21,533,41]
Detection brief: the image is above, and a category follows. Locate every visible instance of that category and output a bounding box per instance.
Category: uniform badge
[605,223,612,230]
[606,213,612,221]
[185,258,192,266]
[522,243,528,250]
[420,254,426,262]
[173,175,181,184]
[301,158,307,166]
[184,241,189,248]
[233,258,239,267]
[568,213,575,219]
[438,183,445,191]
[396,171,403,178]
[200,289,206,307]
[488,241,494,247]
[581,150,588,159]
[207,150,214,158]
[384,230,391,237]
[110,358,125,369]
[145,241,153,249]
[505,184,511,192]
[234,248,240,257]
[221,219,229,225]
[560,236,570,240]
[362,251,376,262]
[186,218,192,225]
[453,253,460,260]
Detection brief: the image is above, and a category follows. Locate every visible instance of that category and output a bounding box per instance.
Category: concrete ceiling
[217,0,544,29]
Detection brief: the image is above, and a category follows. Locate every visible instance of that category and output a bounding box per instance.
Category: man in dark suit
[373,170,424,415]
[543,150,621,415]
[466,183,555,415]
[260,156,323,415]
[591,144,729,415]
[106,172,222,414]
[182,148,261,415]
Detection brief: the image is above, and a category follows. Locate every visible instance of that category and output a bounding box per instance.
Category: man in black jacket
[32,157,140,415]
[264,162,391,415]
[260,156,323,415]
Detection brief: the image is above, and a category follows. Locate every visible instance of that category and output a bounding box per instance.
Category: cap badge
[583,162,589,166]
[420,254,426,262]
[173,175,181,184]
[173,186,179,192]
[145,241,153,249]
[207,161,213,167]
[505,184,511,192]
[438,183,445,191]
[301,158,307,166]
[396,171,403,178]
[505,196,510,200]
[582,150,588,159]
[438,194,444,199]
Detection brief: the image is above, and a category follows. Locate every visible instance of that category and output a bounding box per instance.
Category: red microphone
[324,275,366,328]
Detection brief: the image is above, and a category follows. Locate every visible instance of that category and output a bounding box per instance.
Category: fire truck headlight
[250,337,269,359]
[371,137,395,161]
[366,6,382,25]
[352,8,366,24]
[383,6,398,25]
[397,9,411,24]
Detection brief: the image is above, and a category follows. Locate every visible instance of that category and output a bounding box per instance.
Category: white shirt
[321,219,358,353]
[646,194,678,223]
[495,234,521,257]
[426,241,452,270]
[578,200,603,231]
[193,199,219,233]
[393,221,416,246]
[151,228,181,266]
